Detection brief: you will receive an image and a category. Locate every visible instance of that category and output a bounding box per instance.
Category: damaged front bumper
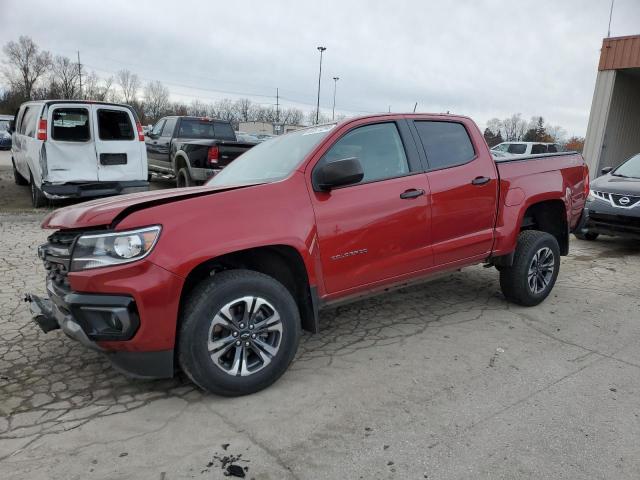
[27,280,173,378]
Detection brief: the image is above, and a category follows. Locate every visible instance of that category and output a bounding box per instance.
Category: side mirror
[314,157,364,191]
[601,166,613,175]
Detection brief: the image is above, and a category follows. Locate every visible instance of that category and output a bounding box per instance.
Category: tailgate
[217,141,255,166]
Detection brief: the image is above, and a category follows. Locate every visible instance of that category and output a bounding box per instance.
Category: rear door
[92,105,145,181]
[46,103,98,182]
[411,119,498,266]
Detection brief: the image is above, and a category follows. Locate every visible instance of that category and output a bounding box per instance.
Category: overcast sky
[2,0,640,136]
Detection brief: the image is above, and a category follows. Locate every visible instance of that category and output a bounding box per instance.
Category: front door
[310,121,432,295]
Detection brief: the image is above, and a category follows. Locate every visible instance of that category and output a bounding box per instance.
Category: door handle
[400,189,425,199]
[471,176,490,186]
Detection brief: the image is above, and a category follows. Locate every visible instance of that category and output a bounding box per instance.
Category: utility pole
[331,77,339,121]
[315,46,326,125]
[607,0,615,37]
[77,51,82,99]
[413,102,418,113]
[276,88,280,124]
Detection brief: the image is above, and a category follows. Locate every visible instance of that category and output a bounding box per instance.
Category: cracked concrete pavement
[1,150,640,479]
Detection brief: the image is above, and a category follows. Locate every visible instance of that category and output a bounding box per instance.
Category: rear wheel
[13,160,29,186]
[500,230,560,306]
[178,270,301,396]
[574,231,599,241]
[30,174,47,208]
[176,167,193,188]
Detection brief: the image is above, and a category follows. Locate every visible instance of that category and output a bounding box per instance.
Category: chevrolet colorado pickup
[28,114,589,396]
[145,116,255,187]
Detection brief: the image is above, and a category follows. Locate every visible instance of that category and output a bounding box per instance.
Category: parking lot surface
[1,150,640,479]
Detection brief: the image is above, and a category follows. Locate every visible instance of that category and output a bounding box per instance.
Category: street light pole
[315,46,326,125]
[332,76,339,121]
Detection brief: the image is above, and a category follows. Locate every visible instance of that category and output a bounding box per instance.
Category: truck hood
[42,184,251,230]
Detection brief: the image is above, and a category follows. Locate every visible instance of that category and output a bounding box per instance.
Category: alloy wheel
[527,247,555,294]
[207,296,283,376]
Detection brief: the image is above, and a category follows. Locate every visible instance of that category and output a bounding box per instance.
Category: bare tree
[546,124,567,143]
[143,80,170,122]
[188,99,208,117]
[485,118,503,136]
[83,71,113,101]
[501,113,527,141]
[116,69,140,104]
[50,55,80,99]
[2,36,51,100]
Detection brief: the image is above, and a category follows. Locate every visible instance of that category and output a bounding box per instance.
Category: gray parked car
[576,153,640,240]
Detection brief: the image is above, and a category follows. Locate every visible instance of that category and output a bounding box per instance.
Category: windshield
[0,120,9,131]
[613,153,640,178]
[208,124,336,187]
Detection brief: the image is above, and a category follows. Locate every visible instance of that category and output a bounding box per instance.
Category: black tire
[178,269,301,396]
[30,174,47,208]
[176,167,193,188]
[499,230,560,307]
[574,231,599,241]
[13,160,29,186]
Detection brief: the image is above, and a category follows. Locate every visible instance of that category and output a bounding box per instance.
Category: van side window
[98,109,134,140]
[52,108,90,142]
[547,144,558,153]
[414,121,475,170]
[319,122,410,184]
[20,106,37,137]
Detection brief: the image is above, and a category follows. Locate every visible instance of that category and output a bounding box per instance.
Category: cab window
[319,122,410,184]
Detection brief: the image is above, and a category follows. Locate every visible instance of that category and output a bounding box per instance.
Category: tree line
[483,113,585,152]
[0,36,309,127]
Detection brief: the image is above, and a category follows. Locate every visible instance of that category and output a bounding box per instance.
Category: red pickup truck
[29,114,588,396]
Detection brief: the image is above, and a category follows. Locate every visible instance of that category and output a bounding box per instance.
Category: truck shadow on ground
[1,268,503,441]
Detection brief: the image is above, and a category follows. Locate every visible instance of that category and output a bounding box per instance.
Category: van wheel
[30,174,47,208]
[178,270,301,396]
[574,232,599,241]
[13,160,29,186]
[499,231,560,306]
[176,168,193,188]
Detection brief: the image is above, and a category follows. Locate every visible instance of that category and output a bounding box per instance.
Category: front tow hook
[25,293,60,333]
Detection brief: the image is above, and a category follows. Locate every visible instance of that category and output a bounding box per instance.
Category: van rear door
[46,104,99,182]
[92,105,146,181]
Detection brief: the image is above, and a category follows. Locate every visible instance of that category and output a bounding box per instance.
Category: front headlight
[587,189,595,202]
[71,226,161,271]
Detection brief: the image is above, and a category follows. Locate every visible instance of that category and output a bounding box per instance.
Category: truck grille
[40,231,81,288]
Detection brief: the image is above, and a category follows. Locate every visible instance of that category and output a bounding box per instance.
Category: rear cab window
[52,108,90,142]
[97,109,134,141]
[413,121,475,170]
[177,118,236,140]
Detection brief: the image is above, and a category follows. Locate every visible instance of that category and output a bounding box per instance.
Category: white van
[490,142,562,156]
[10,100,149,207]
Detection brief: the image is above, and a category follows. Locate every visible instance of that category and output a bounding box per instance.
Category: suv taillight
[207,146,219,165]
[37,119,47,141]
[136,122,144,141]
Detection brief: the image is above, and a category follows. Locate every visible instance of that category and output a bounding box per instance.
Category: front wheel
[178,270,301,396]
[500,231,560,306]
